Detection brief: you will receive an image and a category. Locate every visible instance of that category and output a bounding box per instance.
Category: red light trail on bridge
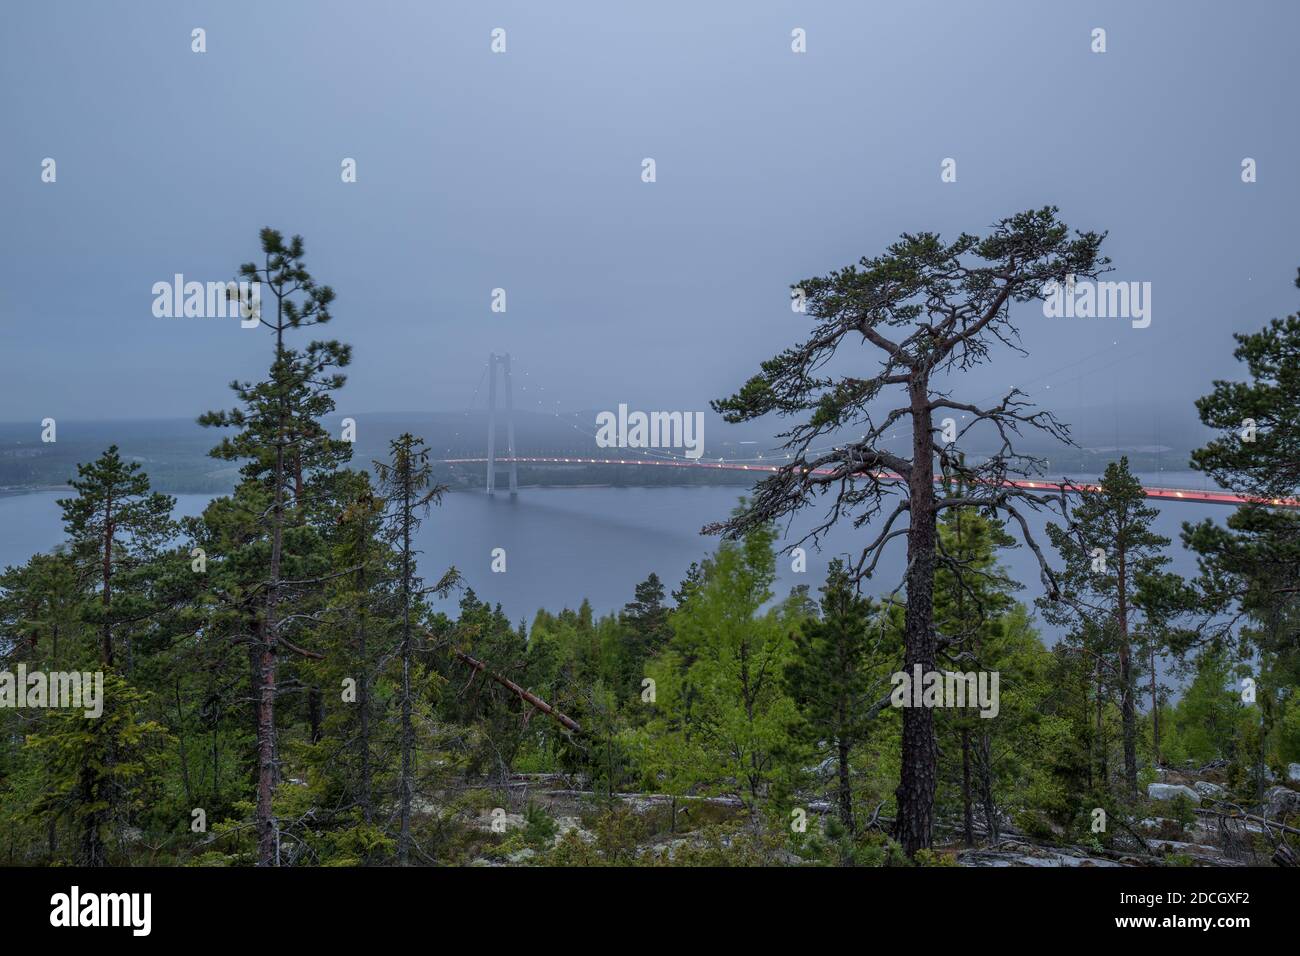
[437,457,1298,509]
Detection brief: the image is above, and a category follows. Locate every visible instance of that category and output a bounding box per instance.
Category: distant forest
[1,218,1297,868]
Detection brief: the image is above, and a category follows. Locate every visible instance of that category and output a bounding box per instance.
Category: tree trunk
[838,737,854,834]
[358,569,373,824]
[398,468,413,866]
[1149,645,1160,766]
[256,309,288,867]
[1095,656,1108,790]
[1081,637,1093,792]
[895,378,938,857]
[254,625,277,865]
[307,686,323,744]
[451,651,582,732]
[79,758,106,866]
[101,493,113,667]
[1117,548,1138,797]
[176,678,193,806]
[960,728,974,846]
[978,730,999,843]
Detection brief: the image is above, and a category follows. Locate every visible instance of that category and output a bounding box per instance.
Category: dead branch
[450,648,581,733]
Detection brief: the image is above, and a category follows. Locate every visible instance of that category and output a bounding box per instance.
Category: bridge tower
[486,352,518,496]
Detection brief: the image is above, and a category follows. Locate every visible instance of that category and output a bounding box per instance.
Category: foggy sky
[2,0,1297,436]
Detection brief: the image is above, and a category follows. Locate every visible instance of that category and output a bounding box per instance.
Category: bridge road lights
[486,352,519,497]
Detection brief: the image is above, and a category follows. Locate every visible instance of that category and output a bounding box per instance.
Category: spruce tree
[785,559,881,833]
[375,433,458,864]
[618,572,670,701]
[58,445,175,670]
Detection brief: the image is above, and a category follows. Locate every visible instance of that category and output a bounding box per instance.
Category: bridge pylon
[486,352,518,496]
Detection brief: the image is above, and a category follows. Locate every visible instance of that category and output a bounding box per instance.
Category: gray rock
[1138,816,1195,834]
[958,841,1126,868]
[506,848,535,864]
[1192,781,1226,799]
[1287,763,1300,783]
[1264,786,1300,820]
[1147,783,1200,803]
[804,756,837,779]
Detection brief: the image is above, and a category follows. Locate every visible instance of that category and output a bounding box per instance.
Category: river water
[0,475,1225,637]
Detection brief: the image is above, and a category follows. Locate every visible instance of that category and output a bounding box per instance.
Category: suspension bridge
[438,353,1298,510]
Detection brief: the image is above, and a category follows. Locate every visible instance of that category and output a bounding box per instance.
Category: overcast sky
[2,0,1297,433]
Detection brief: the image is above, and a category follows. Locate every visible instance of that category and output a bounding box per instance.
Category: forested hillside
[1,226,1297,868]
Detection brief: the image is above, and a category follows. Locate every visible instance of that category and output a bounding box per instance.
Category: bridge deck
[438,457,1298,509]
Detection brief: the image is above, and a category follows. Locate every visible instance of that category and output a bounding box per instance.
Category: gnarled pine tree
[707,207,1106,854]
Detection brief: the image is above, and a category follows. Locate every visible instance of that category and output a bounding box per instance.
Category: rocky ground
[441,762,1300,867]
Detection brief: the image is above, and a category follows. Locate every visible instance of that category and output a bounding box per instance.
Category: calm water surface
[0,475,1225,637]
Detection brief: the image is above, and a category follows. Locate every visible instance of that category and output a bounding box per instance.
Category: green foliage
[786,558,893,832]
[635,514,805,812]
[26,674,171,865]
[522,801,557,848]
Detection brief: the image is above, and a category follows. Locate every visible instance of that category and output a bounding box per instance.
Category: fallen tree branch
[1196,802,1300,838]
[450,648,581,733]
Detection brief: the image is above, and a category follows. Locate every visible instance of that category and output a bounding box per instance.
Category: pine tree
[1184,273,1300,793]
[707,208,1106,854]
[198,228,348,865]
[1042,457,1175,797]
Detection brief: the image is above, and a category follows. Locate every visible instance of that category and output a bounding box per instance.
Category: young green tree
[27,674,170,866]
[708,208,1106,853]
[669,519,803,816]
[785,559,884,833]
[1166,649,1241,767]
[617,572,670,703]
